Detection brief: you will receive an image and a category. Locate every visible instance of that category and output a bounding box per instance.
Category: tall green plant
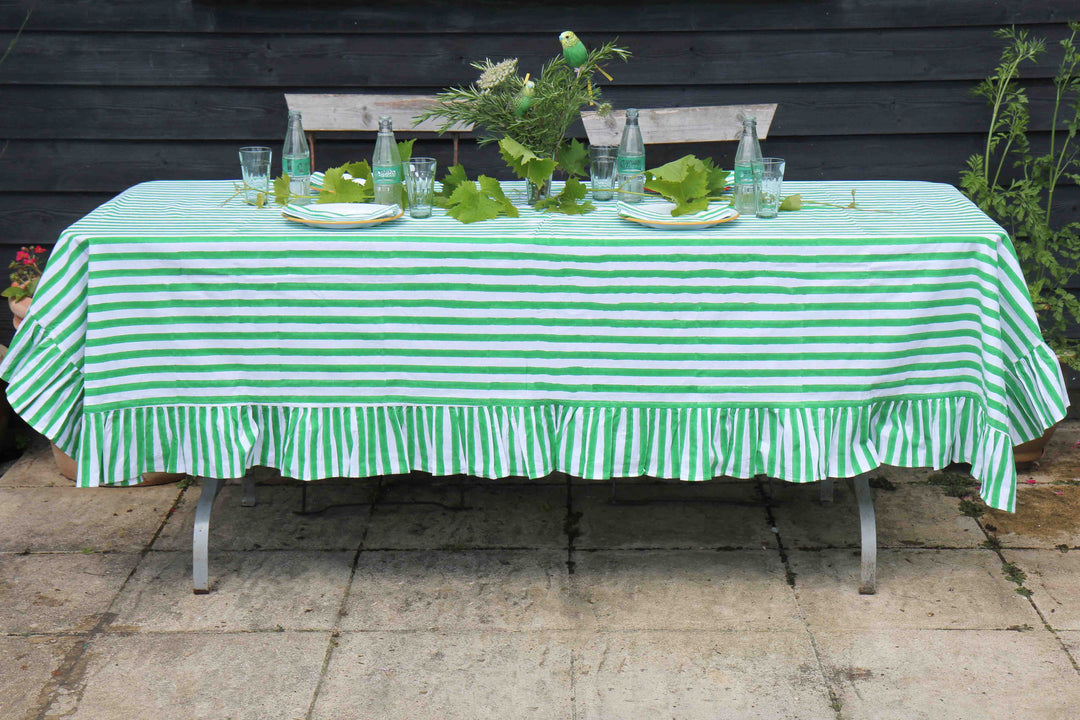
[960,24,1080,368]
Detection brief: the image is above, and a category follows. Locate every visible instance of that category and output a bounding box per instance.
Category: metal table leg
[851,473,877,594]
[193,477,225,594]
[241,473,257,507]
[819,478,835,504]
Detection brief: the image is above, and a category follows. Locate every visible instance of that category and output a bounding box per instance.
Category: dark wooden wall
[1,0,1080,342]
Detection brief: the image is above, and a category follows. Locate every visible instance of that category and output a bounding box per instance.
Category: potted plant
[959,23,1080,462]
[2,245,46,329]
[417,34,630,203]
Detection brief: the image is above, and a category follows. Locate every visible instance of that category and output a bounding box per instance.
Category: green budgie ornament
[559,30,588,68]
[514,78,536,117]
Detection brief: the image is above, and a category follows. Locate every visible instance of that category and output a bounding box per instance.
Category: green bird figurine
[559,30,588,68]
[515,79,536,117]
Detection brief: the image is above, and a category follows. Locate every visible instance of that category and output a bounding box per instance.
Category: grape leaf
[437,164,471,204]
[273,175,291,205]
[780,194,803,211]
[701,156,730,196]
[397,139,415,164]
[446,182,503,223]
[644,155,711,216]
[534,177,595,215]
[318,161,374,203]
[477,175,519,218]
[556,139,589,178]
[498,137,557,188]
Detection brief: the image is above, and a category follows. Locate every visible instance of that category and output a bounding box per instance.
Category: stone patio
[2,424,1079,719]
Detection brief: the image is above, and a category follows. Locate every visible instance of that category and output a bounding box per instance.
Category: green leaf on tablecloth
[445,176,519,223]
[318,161,374,203]
[397,139,415,164]
[555,139,589,178]
[534,177,595,215]
[272,175,291,206]
[478,175,519,218]
[644,155,711,216]
[499,137,557,188]
[436,164,471,207]
[780,194,803,211]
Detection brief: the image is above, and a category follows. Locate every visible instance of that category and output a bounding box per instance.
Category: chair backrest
[283,93,473,165]
[579,104,778,146]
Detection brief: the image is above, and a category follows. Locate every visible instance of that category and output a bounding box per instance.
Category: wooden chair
[283,93,473,166]
[580,104,778,146]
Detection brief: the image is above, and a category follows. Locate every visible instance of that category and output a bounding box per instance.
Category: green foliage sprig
[416,40,630,185]
[959,23,1080,368]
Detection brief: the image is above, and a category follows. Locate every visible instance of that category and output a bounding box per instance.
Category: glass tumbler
[403,157,437,218]
[239,146,272,205]
[757,158,786,218]
[589,145,618,201]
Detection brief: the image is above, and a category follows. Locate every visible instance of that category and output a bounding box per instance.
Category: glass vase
[526,174,553,205]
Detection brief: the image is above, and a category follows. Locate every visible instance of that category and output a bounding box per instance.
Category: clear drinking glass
[757,158,786,218]
[239,146,272,205]
[589,145,618,201]
[403,157,437,218]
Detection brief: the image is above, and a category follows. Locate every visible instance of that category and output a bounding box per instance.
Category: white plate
[281,203,403,228]
[618,201,739,230]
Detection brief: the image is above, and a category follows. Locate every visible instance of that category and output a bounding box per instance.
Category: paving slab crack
[754,477,845,719]
[303,476,378,720]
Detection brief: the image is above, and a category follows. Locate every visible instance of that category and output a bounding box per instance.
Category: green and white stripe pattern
[0,179,1067,510]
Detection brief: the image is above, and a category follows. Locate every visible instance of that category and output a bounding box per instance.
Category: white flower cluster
[475,58,519,92]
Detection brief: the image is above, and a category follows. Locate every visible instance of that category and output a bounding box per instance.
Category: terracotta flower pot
[1013,423,1058,466]
[50,444,184,485]
[50,443,77,480]
[9,295,31,330]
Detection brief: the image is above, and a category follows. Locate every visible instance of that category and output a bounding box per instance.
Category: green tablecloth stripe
[0,179,1067,512]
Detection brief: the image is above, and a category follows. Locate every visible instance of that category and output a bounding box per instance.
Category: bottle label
[617,155,645,174]
[282,156,310,177]
[373,165,402,184]
[734,164,755,185]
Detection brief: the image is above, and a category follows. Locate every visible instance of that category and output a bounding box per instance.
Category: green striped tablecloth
[0,179,1067,510]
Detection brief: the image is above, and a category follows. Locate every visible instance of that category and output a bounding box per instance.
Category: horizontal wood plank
[284,93,472,133]
[0,27,1070,87]
[581,105,778,145]
[0,0,1074,33]
[3,134,1076,194]
[0,82,1070,140]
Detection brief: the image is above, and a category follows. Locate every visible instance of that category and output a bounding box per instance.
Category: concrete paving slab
[311,631,573,720]
[154,480,374,551]
[0,436,72,487]
[983,485,1080,548]
[1059,630,1080,666]
[571,630,836,720]
[573,481,777,550]
[0,635,81,720]
[571,549,801,632]
[790,549,1039,631]
[771,480,985,549]
[1001,549,1080,631]
[363,483,568,549]
[60,631,328,720]
[112,550,353,632]
[341,549,581,632]
[815,628,1080,720]
[0,551,139,633]
[0,486,179,552]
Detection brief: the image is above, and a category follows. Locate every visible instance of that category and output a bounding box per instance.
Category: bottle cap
[625,108,639,120]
